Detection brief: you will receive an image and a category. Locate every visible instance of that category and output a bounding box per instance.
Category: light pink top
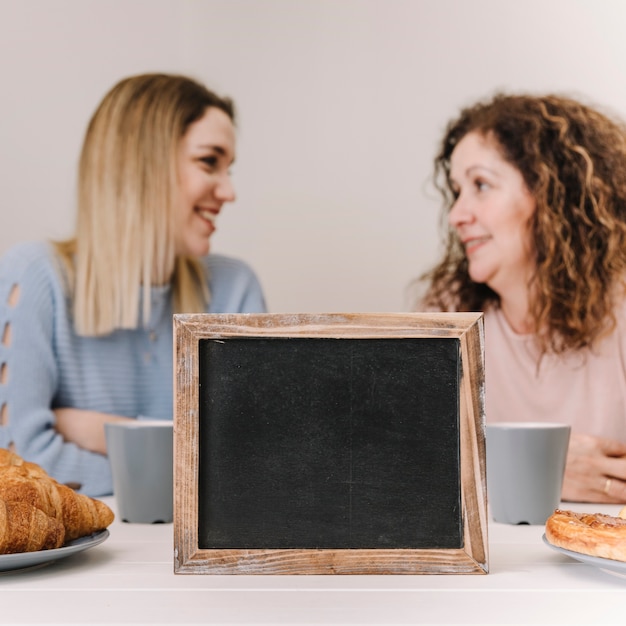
[484,304,626,442]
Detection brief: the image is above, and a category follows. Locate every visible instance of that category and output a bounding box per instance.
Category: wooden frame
[173,312,487,575]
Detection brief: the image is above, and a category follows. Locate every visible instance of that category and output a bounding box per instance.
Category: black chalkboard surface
[174,312,487,575]
[198,337,461,550]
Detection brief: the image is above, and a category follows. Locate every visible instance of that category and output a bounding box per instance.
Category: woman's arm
[0,243,115,496]
[53,408,134,455]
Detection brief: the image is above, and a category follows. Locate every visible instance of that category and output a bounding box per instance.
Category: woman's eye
[475,179,489,191]
[200,156,218,169]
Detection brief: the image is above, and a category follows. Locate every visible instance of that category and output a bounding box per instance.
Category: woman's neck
[498,285,534,335]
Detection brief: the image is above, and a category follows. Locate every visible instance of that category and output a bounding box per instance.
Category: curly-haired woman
[418,93,626,503]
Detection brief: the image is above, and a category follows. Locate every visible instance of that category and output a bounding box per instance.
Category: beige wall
[2,0,626,313]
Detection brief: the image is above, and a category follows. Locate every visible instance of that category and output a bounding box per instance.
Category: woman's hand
[53,408,134,456]
[562,433,626,503]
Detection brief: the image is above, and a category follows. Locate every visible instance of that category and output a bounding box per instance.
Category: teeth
[198,209,216,222]
[466,236,489,246]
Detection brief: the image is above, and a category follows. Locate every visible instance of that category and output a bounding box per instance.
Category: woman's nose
[448,193,473,228]
[216,173,236,203]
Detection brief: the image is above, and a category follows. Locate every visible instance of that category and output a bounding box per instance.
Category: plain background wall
[2,0,626,313]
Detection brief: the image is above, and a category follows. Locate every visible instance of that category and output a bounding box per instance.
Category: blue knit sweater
[0,241,266,496]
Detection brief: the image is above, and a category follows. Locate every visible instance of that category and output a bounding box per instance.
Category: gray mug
[105,420,173,524]
[486,422,570,525]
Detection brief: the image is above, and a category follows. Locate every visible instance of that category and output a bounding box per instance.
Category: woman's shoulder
[200,253,262,291]
[612,293,626,331]
[0,241,68,325]
[200,253,266,313]
[201,253,257,278]
[0,240,60,284]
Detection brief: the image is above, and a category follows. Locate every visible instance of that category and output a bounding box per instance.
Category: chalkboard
[174,313,487,575]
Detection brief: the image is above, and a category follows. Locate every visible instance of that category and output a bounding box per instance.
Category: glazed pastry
[545,509,626,562]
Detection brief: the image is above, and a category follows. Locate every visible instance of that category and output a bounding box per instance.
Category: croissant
[0,449,57,480]
[0,498,65,554]
[0,465,63,519]
[0,453,114,542]
[55,482,115,541]
[0,448,22,467]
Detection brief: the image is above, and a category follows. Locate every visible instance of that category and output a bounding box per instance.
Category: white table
[2,499,625,625]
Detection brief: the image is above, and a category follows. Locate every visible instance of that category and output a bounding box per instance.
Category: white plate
[0,529,109,573]
[542,534,626,577]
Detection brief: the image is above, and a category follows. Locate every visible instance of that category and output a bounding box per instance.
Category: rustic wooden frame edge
[173,312,488,575]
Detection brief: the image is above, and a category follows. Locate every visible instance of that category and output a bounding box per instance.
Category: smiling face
[174,107,236,258]
[447,131,537,296]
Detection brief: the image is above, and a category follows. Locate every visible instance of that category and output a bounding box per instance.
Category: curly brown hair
[419,93,626,354]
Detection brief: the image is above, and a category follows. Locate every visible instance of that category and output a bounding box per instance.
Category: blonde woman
[0,73,266,496]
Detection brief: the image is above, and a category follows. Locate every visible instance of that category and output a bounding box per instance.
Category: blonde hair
[54,73,235,336]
